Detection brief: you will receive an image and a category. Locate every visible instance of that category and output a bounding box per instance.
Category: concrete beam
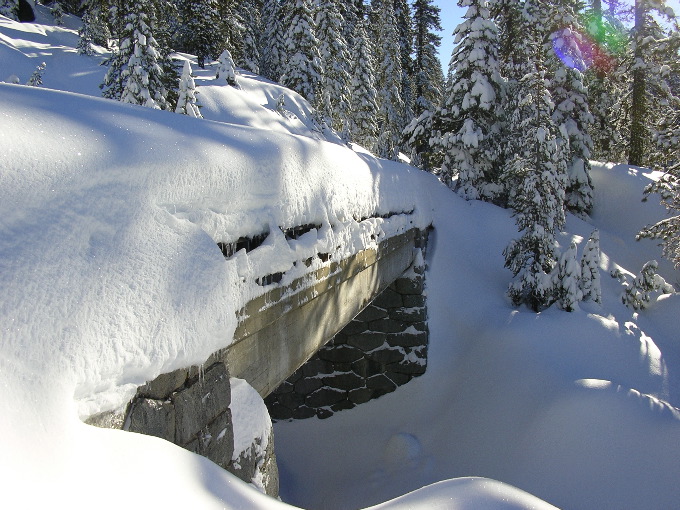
[224,229,420,397]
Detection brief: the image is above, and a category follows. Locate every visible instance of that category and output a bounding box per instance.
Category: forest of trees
[2,0,678,310]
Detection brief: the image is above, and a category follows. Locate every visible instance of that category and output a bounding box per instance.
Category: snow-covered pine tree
[621,260,674,310]
[217,0,245,65]
[78,1,111,54]
[215,49,239,87]
[51,1,64,25]
[26,62,46,86]
[553,241,582,311]
[412,0,444,117]
[235,0,260,74]
[280,0,323,105]
[580,229,602,303]
[502,37,568,311]
[583,0,627,162]
[435,0,503,200]
[77,9,96,56]
[347,16,379,152]
[339,0,364,49]
[638,79,680,268]
[116,1,168,109]
[0,0,19,21]
[175,60,202,118]
[609,0,678,167]
[372,0,405,160]
[551,65,595,217]
[260,0,286,82]
[393,0,415,126]
[315,0,351,134]
[177,0,222,69]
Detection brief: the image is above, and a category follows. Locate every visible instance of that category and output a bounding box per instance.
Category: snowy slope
[2,8,680,510]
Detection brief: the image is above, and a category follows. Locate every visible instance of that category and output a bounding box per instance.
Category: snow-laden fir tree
[580,229,602,304]
[552,241,582,311]
[621,260,674,310]
[175,60,202,118]
[280,0,323,105]
[435,0,503,200]
[77,9,96,55]
[372,0,405,160]
[235,0,260,74]
[78,1,111,55]
[605,0,678,167]
[177,0,222,69]
[0,0,19,21]
[26,62,46,86]
[638,105,680,267]
[412,0,444,117]
[217,1,244,65]
[51,1,64,25]
[393,0,415,125]
[116,1,168,109]
[215,49,238,87]
[259,0,286,82]
[347,16,379,152]
[315,0,352,134]
[503,47,568,311]
[551,65,595,217]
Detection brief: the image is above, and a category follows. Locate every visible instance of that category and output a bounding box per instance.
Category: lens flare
[552,10,629,73]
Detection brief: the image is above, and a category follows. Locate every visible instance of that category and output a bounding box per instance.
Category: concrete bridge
[88,215,431,497]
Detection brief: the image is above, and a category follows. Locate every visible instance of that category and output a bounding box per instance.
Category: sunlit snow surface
[2,7,680,510]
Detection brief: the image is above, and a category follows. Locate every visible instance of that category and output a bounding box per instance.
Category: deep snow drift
[2,7,680,510]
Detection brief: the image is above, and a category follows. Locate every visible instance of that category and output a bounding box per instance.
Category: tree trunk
[628,0,647,166]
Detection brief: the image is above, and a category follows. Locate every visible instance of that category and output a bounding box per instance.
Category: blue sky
[432,0,680,72]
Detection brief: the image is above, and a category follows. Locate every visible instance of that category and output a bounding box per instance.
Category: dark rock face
[265,256,429,421]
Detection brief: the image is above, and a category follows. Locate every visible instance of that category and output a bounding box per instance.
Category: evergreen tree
[52,2,65,25]
[260,0,286,82]
[175,60,202,118]
[372,0,405,160]
[435,0,503,200]
[609,0,677,167]
[551,65,595,217]
[217,0,245,64]
[215,48,239,87]
[78,0,112,51]
[638,93,680,267]
[584,0,629,162]
[393,0,415,124]
[26,62,46,87]
[503,43,568,311]
[412,0,444,117]
[347,17,379,152]
[102,0,168,109]
[177,0,222,68]
[0,0,19,21]
[280,0,323,105]
[621,260,674,310]
[553,241,582,311]
[315,0,351,134]
[77,9,96,56]
[236,0,261,74]
[580,229,602,304]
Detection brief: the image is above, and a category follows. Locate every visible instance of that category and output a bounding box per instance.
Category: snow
[1,8,680,510]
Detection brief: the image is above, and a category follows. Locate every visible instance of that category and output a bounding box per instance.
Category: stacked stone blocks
[265,257,428,420]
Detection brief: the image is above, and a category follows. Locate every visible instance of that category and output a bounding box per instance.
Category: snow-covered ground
[2,7,679,510]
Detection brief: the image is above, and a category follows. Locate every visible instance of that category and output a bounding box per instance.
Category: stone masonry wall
[86,361,279,498]
[265,252,428,420]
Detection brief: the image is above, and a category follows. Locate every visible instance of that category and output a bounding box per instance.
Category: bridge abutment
[264,253,428,420]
